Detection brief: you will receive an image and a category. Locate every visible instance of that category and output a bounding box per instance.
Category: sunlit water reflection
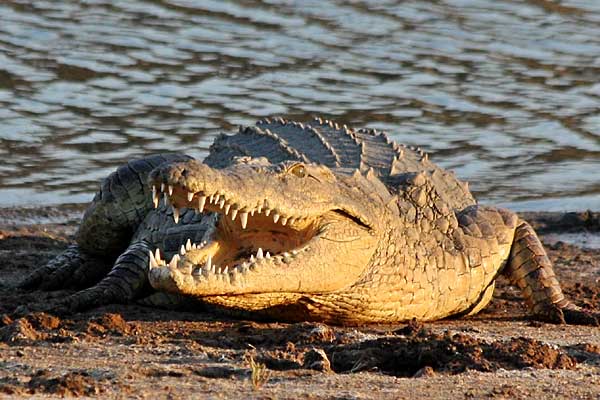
[0,0,599,211]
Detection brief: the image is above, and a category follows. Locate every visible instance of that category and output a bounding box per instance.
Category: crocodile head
[147,157,388,300]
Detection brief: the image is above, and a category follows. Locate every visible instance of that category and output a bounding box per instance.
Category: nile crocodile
[19,117,599,325]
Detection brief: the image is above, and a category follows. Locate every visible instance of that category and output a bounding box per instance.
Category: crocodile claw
[561,308,600,326]
[535,304,600,326]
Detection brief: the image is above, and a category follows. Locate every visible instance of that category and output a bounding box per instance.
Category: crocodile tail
[503,219,599,325]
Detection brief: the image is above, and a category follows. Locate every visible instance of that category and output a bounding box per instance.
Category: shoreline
[0,207,599,398]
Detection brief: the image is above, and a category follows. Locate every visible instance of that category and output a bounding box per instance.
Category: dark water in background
[0,0,599,211]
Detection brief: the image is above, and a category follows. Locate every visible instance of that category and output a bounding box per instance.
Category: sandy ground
[0,206,599,399]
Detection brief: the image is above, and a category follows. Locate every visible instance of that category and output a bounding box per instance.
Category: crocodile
[19,117,599,325]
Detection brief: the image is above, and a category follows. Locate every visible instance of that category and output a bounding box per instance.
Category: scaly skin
[18,117,599,325]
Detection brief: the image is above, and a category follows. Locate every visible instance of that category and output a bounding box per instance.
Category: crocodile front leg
[16,240,152,315]
[16,153,194,313]
[503,220,599,325]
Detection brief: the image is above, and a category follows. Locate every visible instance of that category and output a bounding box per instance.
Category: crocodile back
[204,117,475,211]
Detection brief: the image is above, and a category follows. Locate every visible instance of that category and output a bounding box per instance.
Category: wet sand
[0,206,599,399]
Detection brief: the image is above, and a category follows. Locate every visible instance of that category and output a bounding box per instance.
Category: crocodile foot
[561,307,600,326]
[13,283,123,317]
[534,303,599,326]
[18,244,111,291]
[15,241,152,317]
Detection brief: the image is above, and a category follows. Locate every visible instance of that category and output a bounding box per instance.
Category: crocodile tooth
[180,245,186,255]
[288,217,295,225]
[187,191,194,201]
[239,212,248,229]
[172,206,179,224]
[185,238,192,251]
[169,254,179,269]
[198,196,206,212]
[250,209,255,217]
[168,185,173,196]
[223,266,228,274]
[151,186,158,208]
[209,194,214,204]
[250,254,255,263]
[163,193,170,206]
[230,208,238,221]
[273,213,280,223]
[211,264,216,274]
[160,183,165,192]
[281,217,288,226]
[265,208,271,216]
[257,205,262,214]
[148,250,158,269]
[219,198,226,209]
[265,252,271,259]
[155,248,162,262]
[205,255,212,271]
[256,248,263,259]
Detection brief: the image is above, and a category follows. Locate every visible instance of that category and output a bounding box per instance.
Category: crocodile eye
[289,164,307,178]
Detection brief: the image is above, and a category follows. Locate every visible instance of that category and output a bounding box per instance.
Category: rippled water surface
[1,0,599,210]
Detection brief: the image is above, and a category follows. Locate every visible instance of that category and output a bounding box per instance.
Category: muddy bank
[0,207,599,399]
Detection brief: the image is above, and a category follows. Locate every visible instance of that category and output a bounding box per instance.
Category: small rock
[86,313,129,336]
[412,366,435,378]
[307,324,336,343]
[28,313,61,330]
[0,318,40,343]
[394,318,427,337]
[302,348,331,372]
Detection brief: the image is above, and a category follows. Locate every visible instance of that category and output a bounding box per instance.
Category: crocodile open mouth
[148,183,336,278]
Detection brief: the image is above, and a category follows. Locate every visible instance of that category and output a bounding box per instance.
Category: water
[0,0,599,211]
